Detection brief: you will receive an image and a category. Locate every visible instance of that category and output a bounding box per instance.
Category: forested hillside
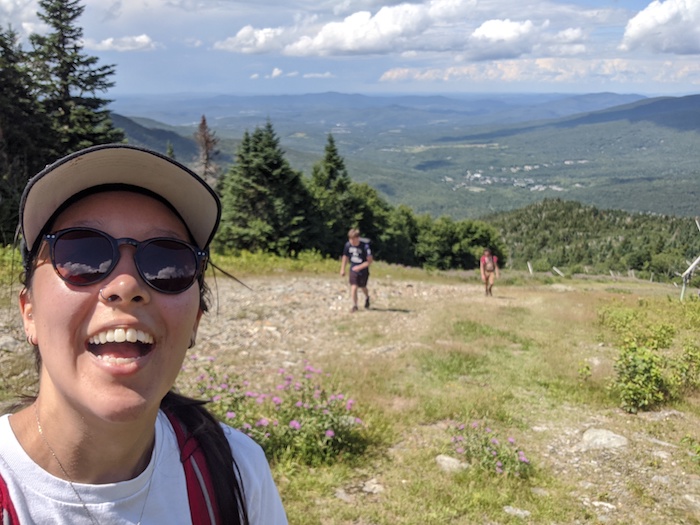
[487,199,700,281]
[109,93,700,221]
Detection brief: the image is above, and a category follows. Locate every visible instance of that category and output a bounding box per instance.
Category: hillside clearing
[2,271,700,524]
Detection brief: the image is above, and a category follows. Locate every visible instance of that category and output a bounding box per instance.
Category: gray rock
[362,478,384,494]
[575,428,628,451]
[435,454,468,473]
[503,506,531,518]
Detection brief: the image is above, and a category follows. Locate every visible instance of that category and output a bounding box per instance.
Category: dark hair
[19,224,250,525]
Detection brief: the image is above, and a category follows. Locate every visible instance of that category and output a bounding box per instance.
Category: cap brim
[20,144,221,251]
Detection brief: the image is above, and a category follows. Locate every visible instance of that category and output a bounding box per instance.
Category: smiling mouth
[88,328,155,363]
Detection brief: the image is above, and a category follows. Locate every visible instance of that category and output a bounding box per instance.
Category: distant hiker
[340,228,373,312]
[480,248,500,296]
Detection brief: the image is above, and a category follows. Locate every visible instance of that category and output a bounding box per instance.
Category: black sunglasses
[43,227,208,294]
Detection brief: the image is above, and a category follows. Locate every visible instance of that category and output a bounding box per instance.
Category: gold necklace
[34,404,153,525]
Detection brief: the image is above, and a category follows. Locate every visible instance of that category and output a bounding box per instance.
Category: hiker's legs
[350,283,359,308]
[486,273,495,296]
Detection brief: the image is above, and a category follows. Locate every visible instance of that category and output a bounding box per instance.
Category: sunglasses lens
[53,230,114,285]
[137,239,198,293]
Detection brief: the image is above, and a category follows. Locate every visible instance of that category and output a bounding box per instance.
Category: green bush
[611,339,669,413]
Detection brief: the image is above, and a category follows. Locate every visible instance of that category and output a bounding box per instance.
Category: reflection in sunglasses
[46,227,207,294]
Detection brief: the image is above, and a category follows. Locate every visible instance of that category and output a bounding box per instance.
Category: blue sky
[3,0,700,96]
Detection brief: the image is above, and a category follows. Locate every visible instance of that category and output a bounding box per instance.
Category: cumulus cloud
[84,34,160,51]
[211,0,594,61]
[214,25,287,53]
[465,19,543,60]
[284,3,431,55]
[620,0,700,54]
[472,19,536,43]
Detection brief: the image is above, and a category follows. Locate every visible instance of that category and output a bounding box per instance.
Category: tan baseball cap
[20,143,221,252]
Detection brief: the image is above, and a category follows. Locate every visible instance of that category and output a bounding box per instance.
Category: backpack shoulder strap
[0,471,20,525]
[165,410,220,525]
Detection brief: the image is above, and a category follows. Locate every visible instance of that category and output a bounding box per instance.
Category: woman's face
[20,191,203,423]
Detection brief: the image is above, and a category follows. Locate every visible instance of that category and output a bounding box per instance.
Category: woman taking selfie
[0,144,287,524]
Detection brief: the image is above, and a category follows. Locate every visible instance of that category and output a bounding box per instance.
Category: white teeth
[95,354,142,364]
[89,329,154,345]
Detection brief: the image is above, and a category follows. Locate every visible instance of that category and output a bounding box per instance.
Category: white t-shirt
[0,411,287,524]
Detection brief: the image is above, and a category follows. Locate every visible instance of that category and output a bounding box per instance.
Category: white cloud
[303,71,335,78]
[84,34,160,52]
[620,0,700,54]
[284,3,431,55]
[379,57,700,87]
[214,25,287,53]
[472,19,536,43]
[465,19,542,60]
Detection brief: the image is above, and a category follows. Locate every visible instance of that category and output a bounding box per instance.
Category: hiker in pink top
[480,248,500,297]
[0,145,287,524]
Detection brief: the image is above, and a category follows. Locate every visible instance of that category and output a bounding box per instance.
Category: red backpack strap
[0,471,20,525]
[164,411,220,525]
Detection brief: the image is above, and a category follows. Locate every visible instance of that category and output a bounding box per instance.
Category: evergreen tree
[0,26,56,242]
[347,181,390,257]
[29,0,124,156]
[379,204,419,266]
[306,134,355,255]
[215,121,311,255]
[193,115,219,185]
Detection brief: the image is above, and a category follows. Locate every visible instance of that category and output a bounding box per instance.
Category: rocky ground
[195,276,700,525]
[3,275,700,524]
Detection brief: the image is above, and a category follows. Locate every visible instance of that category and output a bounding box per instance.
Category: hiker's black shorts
[349,269,369,288]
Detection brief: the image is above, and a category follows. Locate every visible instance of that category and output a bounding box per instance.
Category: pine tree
[306,134,356,254]
[216,121,311,255]
[0,26,56,242]
[29,0,124,156]
[193,115,219,185]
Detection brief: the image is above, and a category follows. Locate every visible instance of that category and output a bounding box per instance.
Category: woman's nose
[97,247,151,305]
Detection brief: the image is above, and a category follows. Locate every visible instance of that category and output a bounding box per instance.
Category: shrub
[181,359,371,465]
[451,420,534,479]
[611,339,668,413]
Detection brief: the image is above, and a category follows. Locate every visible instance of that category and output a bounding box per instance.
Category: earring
[26,334,37,346]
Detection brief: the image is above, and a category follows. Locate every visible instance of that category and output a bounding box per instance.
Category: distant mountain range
[108,92,700,219]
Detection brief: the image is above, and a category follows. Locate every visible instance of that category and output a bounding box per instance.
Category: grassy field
[2,252,700,524]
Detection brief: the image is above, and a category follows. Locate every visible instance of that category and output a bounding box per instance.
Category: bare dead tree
[193,115,220,185]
